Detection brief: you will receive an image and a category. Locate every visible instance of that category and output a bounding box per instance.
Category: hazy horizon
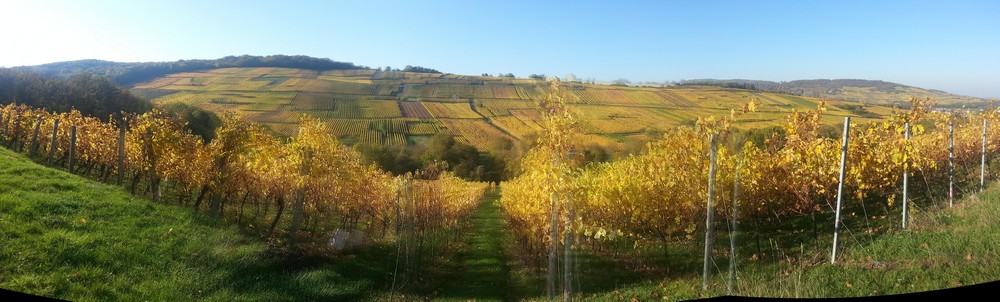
[1,0,997,98]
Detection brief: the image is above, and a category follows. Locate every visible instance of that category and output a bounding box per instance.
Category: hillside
[680,79,985,106]
[16,55,365,86]
[132,67,897,153]
[0,146,391,301]
[3,142,999,300]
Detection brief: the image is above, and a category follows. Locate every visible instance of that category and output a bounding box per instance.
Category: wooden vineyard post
[394,180,402,233]
[405,174,414,277]
[146,128,160,203]
[28,117,41,156]
[0,113,6,145]
[703,134,718,290]
[564,151,576,302]
[289,148,311,244]
[563,192,574,302]
[6,115,19,150]
[390,175,413,294]
[68,125,77,172]
[949,121,955,207]
[832,117,850,264]
[117,116,127,185]
[727,158,741,294]
[3,116,10,147]
[47,119,59,165]
[547,152,559,301]
[1,114,8,147]
[902,122,910,229]
[5,115,15,149]
[981,118,987,192]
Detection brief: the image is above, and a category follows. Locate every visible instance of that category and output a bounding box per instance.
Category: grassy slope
[0,147,394,301]
[585,187,1000,300]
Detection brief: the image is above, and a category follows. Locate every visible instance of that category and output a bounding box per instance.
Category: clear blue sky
[1,0,998,98]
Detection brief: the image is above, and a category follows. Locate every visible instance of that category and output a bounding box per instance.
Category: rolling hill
[679,79,985,106]
[130,67,900,153]
[15,55,364,86]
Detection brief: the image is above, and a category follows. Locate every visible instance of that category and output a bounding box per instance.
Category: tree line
[17,55,367,86]
[0,68,151,119]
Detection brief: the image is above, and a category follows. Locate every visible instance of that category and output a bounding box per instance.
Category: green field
[133,68,898,152]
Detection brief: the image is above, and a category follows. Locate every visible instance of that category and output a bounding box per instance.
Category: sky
[1,0,998,98]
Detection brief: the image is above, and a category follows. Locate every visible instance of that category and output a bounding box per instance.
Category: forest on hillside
[0,68,150,119]
[16,55,365,86]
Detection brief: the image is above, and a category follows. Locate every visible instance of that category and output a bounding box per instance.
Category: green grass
[0,147,397,301]
[4,141,999,301]
[581,186,1000,300]
[431,192,513,301]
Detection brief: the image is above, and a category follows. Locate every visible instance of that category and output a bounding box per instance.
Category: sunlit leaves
[498,93,1000,263]
[1,102,487,247]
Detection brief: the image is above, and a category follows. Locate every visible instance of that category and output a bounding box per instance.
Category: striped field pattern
[138,67,896,152]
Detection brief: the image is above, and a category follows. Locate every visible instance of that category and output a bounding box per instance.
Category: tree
[612,78,631,86]
[161,102,222,142]
[403,65,441,74]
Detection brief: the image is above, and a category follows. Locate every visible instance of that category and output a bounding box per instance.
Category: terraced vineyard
[134,67,898,153]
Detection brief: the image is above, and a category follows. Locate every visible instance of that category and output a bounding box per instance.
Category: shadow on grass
[214,244,399,301]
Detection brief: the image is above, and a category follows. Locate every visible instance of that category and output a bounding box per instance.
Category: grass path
[435,191,514,301]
